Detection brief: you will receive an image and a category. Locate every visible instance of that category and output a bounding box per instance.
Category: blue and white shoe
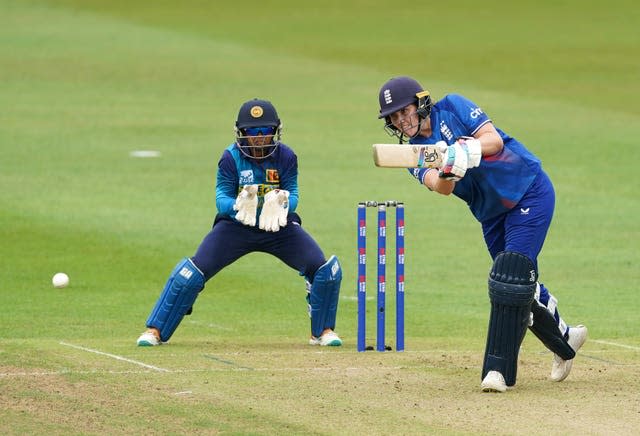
[137,329,161,346]
[309,330,342,346]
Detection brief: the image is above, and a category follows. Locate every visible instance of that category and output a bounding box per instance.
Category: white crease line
[59,341,170,372]
[0,369,165,377]
[592,340,640,351]
[1,365,408,378]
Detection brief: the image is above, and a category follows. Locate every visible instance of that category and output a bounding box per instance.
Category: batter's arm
[423,168,455,195]
[473,122,503,157]
[424,122,502,195]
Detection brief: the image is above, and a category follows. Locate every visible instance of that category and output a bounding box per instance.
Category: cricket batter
[137,98,342,347]
[376,76,587,392]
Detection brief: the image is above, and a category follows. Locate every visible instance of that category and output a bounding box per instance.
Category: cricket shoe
[137,329,161,346]
[309,329,342,346]
[551,325,588,382]
[481,371,507,393]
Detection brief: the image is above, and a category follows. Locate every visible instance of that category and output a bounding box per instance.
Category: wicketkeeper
[376,76,587,392]
[137,98,342,347]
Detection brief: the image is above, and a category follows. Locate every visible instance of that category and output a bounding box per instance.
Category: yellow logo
[250,106,264,118]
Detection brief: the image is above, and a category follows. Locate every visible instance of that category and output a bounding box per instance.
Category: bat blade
[372,144,442,168]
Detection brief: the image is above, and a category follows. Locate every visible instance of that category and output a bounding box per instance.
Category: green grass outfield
[1,1,639,434]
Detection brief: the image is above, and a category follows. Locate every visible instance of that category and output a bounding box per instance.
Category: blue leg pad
[482,251,536,386]
[146,258,205,342]
[309,255,342,337]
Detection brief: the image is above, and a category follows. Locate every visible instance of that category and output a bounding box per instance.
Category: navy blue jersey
[409,94,542,222]
[216,142,299,219]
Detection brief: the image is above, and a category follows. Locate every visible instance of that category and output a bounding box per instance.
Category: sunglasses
[244,126,276,136]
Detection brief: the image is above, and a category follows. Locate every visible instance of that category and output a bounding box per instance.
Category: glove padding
[259,189,290,232]
[437,141,468,181]
[233,184,258,226]
[457,137,482,168]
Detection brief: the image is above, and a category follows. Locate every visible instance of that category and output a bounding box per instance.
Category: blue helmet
[378,77,433,142]
[378,76,424,119]
[236,98,281,129]
[234,98,282,159]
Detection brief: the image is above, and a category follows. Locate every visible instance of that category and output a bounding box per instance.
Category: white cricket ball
[52,272,69,288]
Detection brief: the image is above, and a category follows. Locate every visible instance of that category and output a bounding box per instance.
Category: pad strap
[146,258,205,342]
[529,301,575,360]
[309,255,342,337]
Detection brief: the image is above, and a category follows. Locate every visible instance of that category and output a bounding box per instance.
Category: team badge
[250,106,264,118]
[383,89,392,104]
[266,169,279,183]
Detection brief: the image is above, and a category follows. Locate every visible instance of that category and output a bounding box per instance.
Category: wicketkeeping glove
[233,184,258,226]
[437,141,468,181]
[457,137,482,168]
[259,189,289,232]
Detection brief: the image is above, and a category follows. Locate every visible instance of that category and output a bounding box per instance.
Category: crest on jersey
[266,169,279,183]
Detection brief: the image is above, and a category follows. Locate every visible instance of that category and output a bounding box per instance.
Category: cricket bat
[372,143,443,169]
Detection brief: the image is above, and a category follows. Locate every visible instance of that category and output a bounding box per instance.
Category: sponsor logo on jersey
[520,207,530,215]
[258,184,278,197]
[440,121,453,141]
[470,107,484,119]
[239,170,254,184]
[266,169,280,183]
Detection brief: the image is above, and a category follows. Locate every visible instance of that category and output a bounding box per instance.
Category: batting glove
[233,184,259,226]
[457,137,482,168]
[437,141,468,181]
[259,189,289,232]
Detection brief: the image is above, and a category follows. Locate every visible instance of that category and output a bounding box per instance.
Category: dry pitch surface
[1,337,638,435]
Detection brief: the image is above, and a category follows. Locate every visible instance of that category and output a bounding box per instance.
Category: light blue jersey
[409,94,541,222]
[215,142,299,219]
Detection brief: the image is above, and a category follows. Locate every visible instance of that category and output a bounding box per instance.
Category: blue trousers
[191,214,326,283]
[481,170,568,335]
[482,170,554,265]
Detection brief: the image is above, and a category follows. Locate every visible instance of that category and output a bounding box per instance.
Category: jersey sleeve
[278,148,299,212]
[441,94,491,136]
[215,150,239,216]
[406,167,434,185]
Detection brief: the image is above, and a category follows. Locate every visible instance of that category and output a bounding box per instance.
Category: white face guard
[385,108,426,144]
[234,125,282,159]
[382,93,432,144]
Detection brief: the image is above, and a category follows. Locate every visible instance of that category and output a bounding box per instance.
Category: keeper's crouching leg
[482,251,536,386]
[145,258,205,342]
[309,255,342,338]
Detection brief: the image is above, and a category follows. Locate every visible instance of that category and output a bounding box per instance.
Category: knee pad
[146,258,205,342]
[482,251,536,386]
[309,255,342,337]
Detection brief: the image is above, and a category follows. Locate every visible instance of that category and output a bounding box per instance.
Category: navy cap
[236,99,280,129]
[378,77,424,118]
